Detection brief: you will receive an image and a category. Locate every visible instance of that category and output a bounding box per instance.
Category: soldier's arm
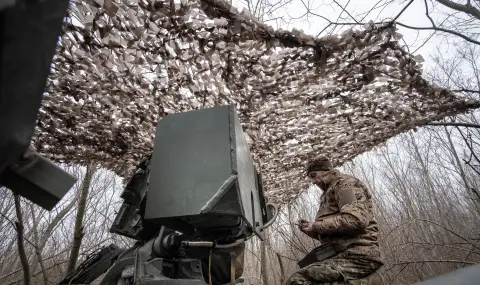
[312,184,372,236]
[304,226,321,240]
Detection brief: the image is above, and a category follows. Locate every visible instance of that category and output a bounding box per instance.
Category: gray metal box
[144,105,264,239]
[0,150,77,210]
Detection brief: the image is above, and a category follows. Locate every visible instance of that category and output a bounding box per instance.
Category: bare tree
[261,237,269,285]
[30,204,48,285]
[14,194,30,285]
[66,162,97,275]
[0,163,133,285]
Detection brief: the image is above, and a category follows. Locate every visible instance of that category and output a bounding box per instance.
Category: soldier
[285,156,384,285]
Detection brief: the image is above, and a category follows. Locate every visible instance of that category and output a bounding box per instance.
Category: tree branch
[4,260,69,285]
[0,238,112,281]
[275,252,285,284]
[332,0,358,23]
[437,0,480,21]
[453,126,480,181]
[394,260,477,266]
[452,88,480,94]
[415,218,480,251]
[28,192,79,276]
[395,22,480,45]
[392,0,415,22]
[426,122,480,129]
[0,209,16,230]
[423,0,436,27]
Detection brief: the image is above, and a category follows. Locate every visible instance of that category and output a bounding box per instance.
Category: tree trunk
[408,132,443,216]
[30,205,48,285]
[14,194,30,285]
[30,192,79,275]
[445,126,480,202]
[66,162,96,275]
[261,236,269,285]
[275,251,285,284]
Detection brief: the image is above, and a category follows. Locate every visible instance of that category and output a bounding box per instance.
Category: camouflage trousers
[285,252,383,285]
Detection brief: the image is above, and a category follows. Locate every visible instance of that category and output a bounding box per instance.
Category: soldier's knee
[348,271,384,285]
[304,263,342,282]
[284,272,308,285]
[365,272,384,285]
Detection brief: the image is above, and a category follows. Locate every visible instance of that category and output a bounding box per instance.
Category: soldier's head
[305,155,334,190]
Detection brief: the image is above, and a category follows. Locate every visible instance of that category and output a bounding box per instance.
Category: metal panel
[145,106,236,220]
[0,151,77,210]
[0,0,75,211]
[144,105,266,239]
[0,0,69,175]
[230,108,264,237]
[414,264,480,285]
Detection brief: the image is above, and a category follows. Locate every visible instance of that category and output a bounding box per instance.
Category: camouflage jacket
[312,171,383,263]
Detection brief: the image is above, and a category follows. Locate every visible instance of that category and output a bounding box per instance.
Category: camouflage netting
[33,0,479,204]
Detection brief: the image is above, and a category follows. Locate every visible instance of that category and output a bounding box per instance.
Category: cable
[182,238,245,249]
[181,203,279,250]
[261,203,279,230]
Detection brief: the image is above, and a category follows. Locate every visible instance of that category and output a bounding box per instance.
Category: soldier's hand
[301,221,313,233]
[299,220,317,239]
[296,219,309,229]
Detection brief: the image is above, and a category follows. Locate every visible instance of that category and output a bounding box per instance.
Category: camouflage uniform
[286,157,384,285]
[285,252,383,285]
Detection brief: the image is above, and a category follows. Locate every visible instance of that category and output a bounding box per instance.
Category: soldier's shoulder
[334,173,369,189]
[337,172,356,180]
[335,172,358,184]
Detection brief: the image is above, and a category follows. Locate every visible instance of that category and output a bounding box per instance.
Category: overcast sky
[230,0,469,71]
[224,0,478,199]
